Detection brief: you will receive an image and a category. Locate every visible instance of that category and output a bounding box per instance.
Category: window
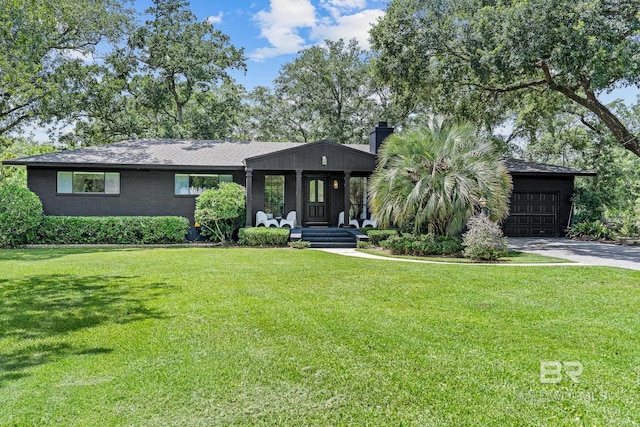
[349,177,368,220]
[174,173,233,195]
[264,175,285,218]
[57,171,120,194]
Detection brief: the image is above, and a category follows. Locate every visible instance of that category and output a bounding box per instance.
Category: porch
[243,140,377,228]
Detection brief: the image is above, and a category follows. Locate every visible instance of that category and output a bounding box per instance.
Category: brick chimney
[369,121,394,154]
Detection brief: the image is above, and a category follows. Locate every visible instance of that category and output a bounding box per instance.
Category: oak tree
[371,0,640,156]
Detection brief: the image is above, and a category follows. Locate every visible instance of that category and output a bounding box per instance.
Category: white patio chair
[279,211,297,228]
[338,211,359,228]
[362,216,378,228]
[256,210,279,227]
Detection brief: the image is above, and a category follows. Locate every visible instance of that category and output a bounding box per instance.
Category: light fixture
[333,180,339,190]
[321,155,328,166]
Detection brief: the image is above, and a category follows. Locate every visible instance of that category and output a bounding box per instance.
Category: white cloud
[207,12,224,25]
[320,0,366,19]
[250,0,384,61]
[251,0,317,60]
[311,8,384,49]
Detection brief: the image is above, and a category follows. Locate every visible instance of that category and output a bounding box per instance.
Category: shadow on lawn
[0,248,149,262]
[0,274,171,387]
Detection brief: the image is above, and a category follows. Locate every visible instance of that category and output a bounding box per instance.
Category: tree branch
[0,113,31,135]
[536,60,640,156]
[473,79,548,93]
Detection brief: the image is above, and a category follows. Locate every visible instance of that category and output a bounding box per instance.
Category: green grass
[1,248,639,425]
[358,248,573,264]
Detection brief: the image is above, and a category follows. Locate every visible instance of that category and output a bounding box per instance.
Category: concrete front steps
[290,227,369,248]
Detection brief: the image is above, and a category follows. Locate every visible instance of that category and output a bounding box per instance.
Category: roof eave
[9,162,244,171]
[509,171,596,177]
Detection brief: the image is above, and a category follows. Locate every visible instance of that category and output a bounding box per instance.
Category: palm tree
[369,115,512,236]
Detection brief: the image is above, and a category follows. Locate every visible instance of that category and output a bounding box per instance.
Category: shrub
[356,240,371,249]
[0,184,43,247]
[609,204,640,237]
[362,229,398,245]
[462,214,507,261]
[369,115,512,236]
[195,183,246,243]
[380,233,462,256]
[572,187,605,223]
[35,216,189,244]
[289,240,311,249]
[567,220,616,241]
[238,227,290,246]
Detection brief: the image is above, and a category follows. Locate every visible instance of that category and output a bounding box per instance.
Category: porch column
[344,171,351,224]
[245,167,253,227]
[295,169,303,227]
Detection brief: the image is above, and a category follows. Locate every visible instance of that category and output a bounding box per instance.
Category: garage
[503,159,595,238]
[503,192,558,237]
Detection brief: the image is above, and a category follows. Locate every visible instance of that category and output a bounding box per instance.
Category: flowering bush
[462,214,507,261]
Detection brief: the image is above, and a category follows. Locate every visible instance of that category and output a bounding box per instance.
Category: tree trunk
[538,61,640,157]
[555,85,640,157]
[167,74,183,124]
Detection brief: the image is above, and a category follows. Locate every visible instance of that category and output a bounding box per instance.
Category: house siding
[245,141,375,172]
[28,167,244,224]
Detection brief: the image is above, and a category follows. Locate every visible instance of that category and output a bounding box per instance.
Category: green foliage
[613,200,640,237]
[371,0,640,157]
[0,0,131,136]
[289,240,311,249]
[572,186,605,223]
[195,183,246,243]
[34,216,189,244]
[462,214,508,261]
[356,240,371,249]
[0,184,43,247]
[369,115,512,236]
[238,227,290,247]
[380,233,463,256]
[62,0,246,146]
[244,38,401,144]
[567,220,616,241]
[362,229,399,245]
[1,137,57,187]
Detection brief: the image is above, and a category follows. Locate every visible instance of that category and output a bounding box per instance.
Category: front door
[305,176,328,225]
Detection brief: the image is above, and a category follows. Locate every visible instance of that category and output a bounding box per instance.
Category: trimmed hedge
[0,184,43,247]
[34,216,189,244]
[380,233,463,256]
[238,227,290,246]
[362,229,398,245]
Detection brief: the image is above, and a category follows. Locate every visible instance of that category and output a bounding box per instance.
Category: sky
[24,0,640,141]
[133,0,388,89]
[130,0,640,104]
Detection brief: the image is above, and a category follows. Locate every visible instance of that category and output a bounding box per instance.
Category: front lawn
[1,248,639,425]
[358,248,573,264]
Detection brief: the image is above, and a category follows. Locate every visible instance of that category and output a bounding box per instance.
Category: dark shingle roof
[3,139,368,169]
[2,138,594,176]
[504,158,595,176]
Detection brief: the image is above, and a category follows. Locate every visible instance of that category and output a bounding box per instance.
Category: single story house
[3,123,593,237]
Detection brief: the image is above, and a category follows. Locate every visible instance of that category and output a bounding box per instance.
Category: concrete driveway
[508,238,640,271]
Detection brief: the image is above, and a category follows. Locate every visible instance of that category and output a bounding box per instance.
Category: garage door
[503,193,558,237]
